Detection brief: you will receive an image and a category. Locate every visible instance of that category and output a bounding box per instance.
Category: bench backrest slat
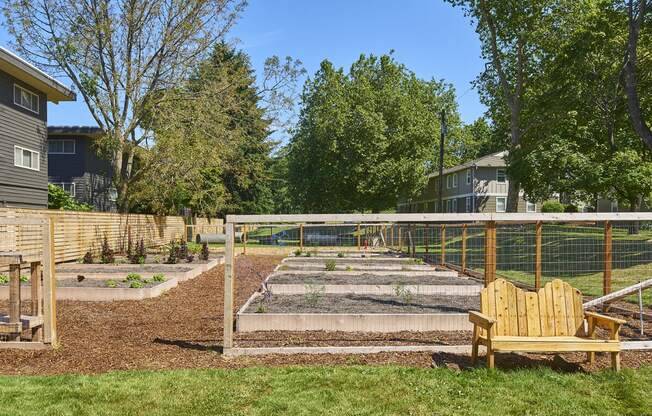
[481,278,584,337]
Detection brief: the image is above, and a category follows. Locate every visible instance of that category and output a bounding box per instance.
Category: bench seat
[477,335,620,353]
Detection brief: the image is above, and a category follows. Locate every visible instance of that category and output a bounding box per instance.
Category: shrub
[129,280,144,288]
[564,204,579,213]
[199,243,210,261]
[325,259,337,271]
[0,275,8,284]
[100,236,115,264]
[541,200,565,213]
[187,242,202,255]
[105,279,117,288]
[152,274,166,283]
[47,183,93,211]
[82,251,94,264]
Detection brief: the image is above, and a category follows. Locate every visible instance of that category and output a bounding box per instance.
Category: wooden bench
[470,278,625,371]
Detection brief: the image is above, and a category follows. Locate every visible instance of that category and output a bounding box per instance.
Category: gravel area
[269,272,479,286]
[56,277,165,288]
[246,294,480,314]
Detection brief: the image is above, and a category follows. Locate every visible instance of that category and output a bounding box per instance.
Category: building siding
[0,68,48,207]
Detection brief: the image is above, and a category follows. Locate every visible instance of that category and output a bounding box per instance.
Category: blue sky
[0,0,486,128]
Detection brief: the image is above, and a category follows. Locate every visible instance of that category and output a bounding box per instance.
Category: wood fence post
[535,221,542,289]
[604,220,612,296]
[461,224,467,273]
[9,263,21,341]
[223,222,235,351]
[398,226,402,252]
[389,225,393,249]
[357,223,361,251]
[300,224,304,251]
[484,221,497,286]
[30,261,43,341]
[440,224,446,266]
[42,218,57,345]
[242,225,247,255]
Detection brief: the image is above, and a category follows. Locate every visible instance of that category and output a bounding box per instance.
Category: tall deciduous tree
[3,0,245,211]
[287,54,461,213]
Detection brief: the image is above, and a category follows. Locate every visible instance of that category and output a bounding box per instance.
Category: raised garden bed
[236,293,478,332]
[266,272,482,295]
[278,262,436,272]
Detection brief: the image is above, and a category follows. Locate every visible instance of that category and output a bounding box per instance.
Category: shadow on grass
[432,351,588,374]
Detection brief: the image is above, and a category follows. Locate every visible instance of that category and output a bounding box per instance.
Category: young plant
[126,232,134,261]
[165,240,179,264]
[125,273,142,282]
[199,242,210,261]
[304,251,312,257]
[294,249,303,257]
[337,252,344,258]
[130,238,147,264]
[304,282,325,307]
[413,258,424,265]
[20,275,29,283]
[82,251,94,264]
[178,240,189,261]
[105,279,118,288]
[100,236,115,264]
[325,259,337,271]
[394,283,414,305]
[129,280,144,289]
[0,274,8,284]
[255,304,267,313]
[152,273,166,283]
[345,265,353,272]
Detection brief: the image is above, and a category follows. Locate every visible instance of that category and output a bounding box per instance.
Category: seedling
[325,259,337,271]
[255,304,267,313]
[105,279,118,288]
[294,249,303,257]
[101,236,115,264]
[199,243,210,261]
[0,275,8,284]
[394,283,414,304]
[152,273,166,283]
[337,252,344,258]
[345,266,353,271]
[82,251,94,264]
[20,275,28,283]
[413,258,424,265]
[129,280,144,289]
[304,281,325,307]
[125,273,142,282]
[304,251,312,257]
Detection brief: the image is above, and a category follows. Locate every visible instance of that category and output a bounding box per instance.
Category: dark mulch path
[0,255,650,375]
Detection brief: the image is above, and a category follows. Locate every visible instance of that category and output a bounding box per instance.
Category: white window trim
[48,139,76,154]
[466,169,472,185]
[14,84,39,114]
[446,175,451,189]
[452,198,458,212]
[496,196,507,213]
[465,196,472,213]
[496,168,507,183]
[52,182,76,196]
[14,145,40,171]
[452,173,458,188]
[526,201,536,213]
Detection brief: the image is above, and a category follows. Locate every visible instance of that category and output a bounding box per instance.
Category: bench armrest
[585,311,626,328]
[469,311,496,330]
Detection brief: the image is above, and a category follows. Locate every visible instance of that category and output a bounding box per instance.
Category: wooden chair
[470,278,625,371]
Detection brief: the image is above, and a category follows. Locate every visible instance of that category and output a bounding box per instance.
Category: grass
[1,366,651,416]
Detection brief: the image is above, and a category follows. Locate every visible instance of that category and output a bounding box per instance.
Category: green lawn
[2,366,651,416]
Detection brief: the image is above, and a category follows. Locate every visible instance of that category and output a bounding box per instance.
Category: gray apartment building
[0,47,76,208]
[397,151,540,213]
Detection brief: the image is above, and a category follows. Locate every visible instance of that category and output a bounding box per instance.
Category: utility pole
[438,109,447,213]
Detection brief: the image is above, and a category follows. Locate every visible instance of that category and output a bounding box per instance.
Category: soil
[284,257,417,264]
[279,264,436,271]
[56,264,196,274]
[268,272,479,286]
[56,277,166,289]
[0,255,650,376]
[245,294,480,314]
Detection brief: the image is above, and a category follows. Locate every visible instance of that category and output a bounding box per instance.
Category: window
[14,84,39,113]
[452,173,458,188]
[51,182,75,197]
[526,201,536,213]
[14,146,40,171]
[465,196,472,213]
[446,199,452,213]
[496,196,507,213]
[496,168,507,183]
[446,175,451,189]
[452,198,458,212]
[48,139,75,154]
[466,169,472,185]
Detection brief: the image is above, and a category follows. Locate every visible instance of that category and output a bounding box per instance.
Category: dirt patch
[56,264,196,274]
[245,294,480,314]
[269,272,478,286]
[0,255,649,376]
[56,277,167,289]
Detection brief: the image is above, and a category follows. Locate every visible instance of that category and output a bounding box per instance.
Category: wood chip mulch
[0,255,650,375]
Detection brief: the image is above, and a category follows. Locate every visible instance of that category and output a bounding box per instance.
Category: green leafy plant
[20,275,29,283]
[47,183,93,211]
[413,258,424,265]
[294,249,303,257]
[255,304,267,313]
[130,238,147,264]
[165,240,179,264]
[105,279,118,288]
[394,283,414,304]
[100,236,115,264]
[304,251,312,257]
[337,252,344,258]
[0,274,8,284]
[325,259,337,271]
[125,273,142,282]
[345,265,353,271]
[187,242,202,255]
[129,280,144,289]
[200,243,210,261]
[304,283,325,307]
[152,274,166,283]
[541,200,564,213]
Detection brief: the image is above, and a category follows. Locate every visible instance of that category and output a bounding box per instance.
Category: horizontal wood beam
[226,212,652,224]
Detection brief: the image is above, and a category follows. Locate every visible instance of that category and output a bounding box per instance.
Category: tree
[4,0,245,211]
[287,53,461,213]
[48,184,92,211]
[624,0,652,150]
[447,0,569,211]
[458,117,505,161]
[131,42,303,217]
